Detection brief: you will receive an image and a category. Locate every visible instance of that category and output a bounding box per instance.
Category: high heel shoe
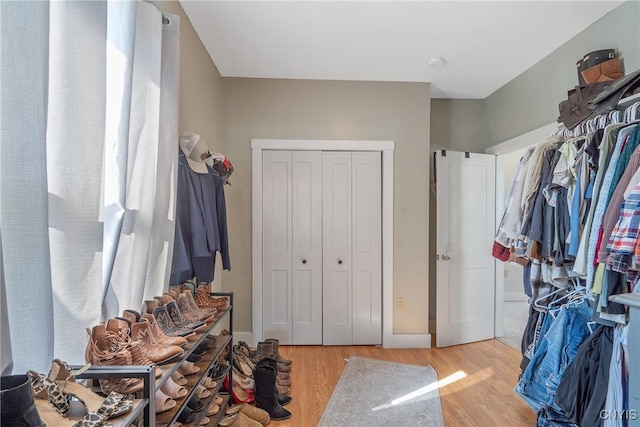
[231,382,255,405]
[47,359,133,419]
[231,367,255,390]
[232,347,255,378]
[237,341,257,360]
[29,371,106,427]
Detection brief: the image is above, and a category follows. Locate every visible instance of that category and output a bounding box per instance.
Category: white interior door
[436,151,496,347]
[323,152,353,345]
[351,152,382,345]
[292,151,323,344]
[263,151,293,343]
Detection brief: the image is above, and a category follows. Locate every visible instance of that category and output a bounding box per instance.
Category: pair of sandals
[208,360,230,381]
[176,395,209,424]
[29,359,133,427]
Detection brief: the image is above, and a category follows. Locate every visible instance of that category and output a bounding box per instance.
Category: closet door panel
[351,152,382,345]
[323,152,353,345]
[262,151,293,343]
[292,151,322,344]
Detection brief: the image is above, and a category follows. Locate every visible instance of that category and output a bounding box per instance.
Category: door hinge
[436,254,440,261]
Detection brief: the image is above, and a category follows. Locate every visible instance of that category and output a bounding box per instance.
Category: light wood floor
[272,339,535,427]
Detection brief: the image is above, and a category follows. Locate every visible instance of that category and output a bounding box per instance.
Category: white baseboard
[235,332,431,348]
[504,292,529,302]
[390,333,432,348]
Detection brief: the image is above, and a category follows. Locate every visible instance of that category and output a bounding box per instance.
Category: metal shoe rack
[74,291,234,427]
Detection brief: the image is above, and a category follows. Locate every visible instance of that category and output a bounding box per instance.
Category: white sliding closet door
[263,151,322,344]
[351,152,382,344]
[263,151,293,343]
[323,152,381,345]
[323,152,353,345]
[263,149,381,346]
[292,151,323,344]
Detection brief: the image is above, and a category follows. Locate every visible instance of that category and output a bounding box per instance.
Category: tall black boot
[253,365,291,420]
[256,357,292,405]
[1,375,45,427]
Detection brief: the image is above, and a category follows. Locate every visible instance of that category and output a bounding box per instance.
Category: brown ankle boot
[130,321,184,364]
[266,339,292,365]
[253,342,275,363]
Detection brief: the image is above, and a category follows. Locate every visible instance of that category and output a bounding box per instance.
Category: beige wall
[221,78,431,334]
[154,1,224,151]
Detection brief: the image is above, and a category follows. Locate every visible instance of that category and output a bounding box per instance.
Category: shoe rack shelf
[73,364,155,427]
[76,292,234,427]
[156,291,234,427]
[67,394,148,427]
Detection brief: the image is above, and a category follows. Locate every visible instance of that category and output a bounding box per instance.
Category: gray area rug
[318,356,445,427]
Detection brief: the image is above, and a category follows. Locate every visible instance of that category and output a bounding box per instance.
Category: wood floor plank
[269,339,535,427]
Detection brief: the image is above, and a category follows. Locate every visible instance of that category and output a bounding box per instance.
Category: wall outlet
[397,297,404,310]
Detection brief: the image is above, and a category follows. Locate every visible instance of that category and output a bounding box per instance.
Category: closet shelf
[609,292,640,308]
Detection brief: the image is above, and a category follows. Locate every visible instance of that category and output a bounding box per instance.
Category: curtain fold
[0,0,179,373]
[1,0,55,375]
[47,0,109,368]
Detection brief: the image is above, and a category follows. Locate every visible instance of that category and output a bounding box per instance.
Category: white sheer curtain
[0,0,179,374]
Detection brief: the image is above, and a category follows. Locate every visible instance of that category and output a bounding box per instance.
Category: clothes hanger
[609,109,622,124]
[532,286,566,312]
[623,101,640,122]
[548,277,592,308]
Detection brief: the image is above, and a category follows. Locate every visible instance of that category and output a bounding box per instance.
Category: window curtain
[0,0,180,374]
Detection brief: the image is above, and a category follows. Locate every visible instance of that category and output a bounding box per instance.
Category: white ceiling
[179,1,624,99]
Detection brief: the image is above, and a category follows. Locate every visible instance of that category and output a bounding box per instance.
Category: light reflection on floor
[371,370,468,411]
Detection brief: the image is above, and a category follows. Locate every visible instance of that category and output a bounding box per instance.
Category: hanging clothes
[170,154,231,284]
[555,325,614,427]
[514,299,593,424]
[495,99,640,427]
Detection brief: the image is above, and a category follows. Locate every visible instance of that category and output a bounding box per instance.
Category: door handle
[301,259,307,264]
[338,259,343,265]
[441,254,451,261]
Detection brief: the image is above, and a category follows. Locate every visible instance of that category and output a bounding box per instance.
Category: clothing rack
[495,88,640,426]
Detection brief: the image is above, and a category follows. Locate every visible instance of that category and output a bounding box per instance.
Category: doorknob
[338,259,343,265]
[441,254,451,261]
[301,259,307,264]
